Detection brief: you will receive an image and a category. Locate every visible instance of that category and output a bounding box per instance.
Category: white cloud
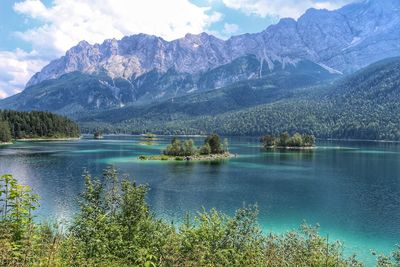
[0,0,221,99]
[223,23,239,34]
[221,0,354,19]
[0,49,47,98]
[13,0,221,59]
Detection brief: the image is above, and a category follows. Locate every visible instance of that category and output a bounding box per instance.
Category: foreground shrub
[1,168,399,266]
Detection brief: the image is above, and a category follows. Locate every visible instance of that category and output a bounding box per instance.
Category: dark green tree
[302,134,316,147]
[205,134,224,154]
[278,132,290,147]
[0,120,12,143]
[289,133,303,147]
[260,135,275,147]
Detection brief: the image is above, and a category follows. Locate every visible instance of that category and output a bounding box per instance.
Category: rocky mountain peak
[25,0,400,89]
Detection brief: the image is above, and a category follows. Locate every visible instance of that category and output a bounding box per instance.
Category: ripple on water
[346,150,399,155]
[1,138,400,266]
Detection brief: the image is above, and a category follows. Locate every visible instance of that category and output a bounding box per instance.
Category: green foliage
[204,133,225,154]
[0,174,45,266]
[0,120,12,143]
[199,143,211,155]
[164,138,187,156]
[183,139,197,156]
[80,57,400,141]
[163,135,228,157]
[261,132,316,148]
[1,168,399,266]
[60,167,174,266]
[372,246,400,267]
[0,110,80,139]
[261,135,276,147]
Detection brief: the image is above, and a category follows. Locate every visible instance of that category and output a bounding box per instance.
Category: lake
[0,135,399,265]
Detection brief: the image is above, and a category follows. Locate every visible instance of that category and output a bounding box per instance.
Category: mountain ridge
[0,57,337,116]
[24,0,400,88]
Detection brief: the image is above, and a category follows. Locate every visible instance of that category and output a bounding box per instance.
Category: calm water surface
[1,135,399,265]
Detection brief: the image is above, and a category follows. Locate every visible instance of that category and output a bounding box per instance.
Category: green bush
[1,167,399,266]
[160,155,169,160]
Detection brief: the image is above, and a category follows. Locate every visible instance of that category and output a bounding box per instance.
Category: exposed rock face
[27,0,400,88]
[1,0,399,115]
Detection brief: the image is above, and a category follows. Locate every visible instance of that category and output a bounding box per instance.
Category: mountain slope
[1,0,399,114]
[81,57,400,140]
[0,58,336,116]
[26,0,400,87]
[172,57,400,140]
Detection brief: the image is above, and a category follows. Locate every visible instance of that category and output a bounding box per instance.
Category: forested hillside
[0,110,80,141]
[80,57,400,141]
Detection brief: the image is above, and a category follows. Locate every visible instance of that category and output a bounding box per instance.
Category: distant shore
[16,137,81,142]
[139,152,236,161]
[0,142,13,146]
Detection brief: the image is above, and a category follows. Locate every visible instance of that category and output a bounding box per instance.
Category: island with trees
[261,132,316,149]
[139,134,233,161]
[138,133,158,146]
[0,110,80,144]
[93,131,104,139]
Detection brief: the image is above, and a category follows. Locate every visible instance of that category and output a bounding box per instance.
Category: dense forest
[79,57,400,141]
[0,120,12,143]
[1,167,399,266]
[0,110,80,142]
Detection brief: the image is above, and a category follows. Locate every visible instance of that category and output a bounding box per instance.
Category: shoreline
[80,133,400,144]
[17,137,81,142]
[139,152,236,161]
[0,142,13,146]
[264,146,316,150]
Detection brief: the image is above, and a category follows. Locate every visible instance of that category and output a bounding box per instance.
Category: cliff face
[27,0,400,88]
[1,0,399,115]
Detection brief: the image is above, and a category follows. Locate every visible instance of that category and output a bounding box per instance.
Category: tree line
[0,110,80,142]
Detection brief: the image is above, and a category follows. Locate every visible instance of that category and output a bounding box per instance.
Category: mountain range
[1,0,400,140]
[77,56,400,140]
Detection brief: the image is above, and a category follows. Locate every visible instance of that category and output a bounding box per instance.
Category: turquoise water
[1,135,399,265]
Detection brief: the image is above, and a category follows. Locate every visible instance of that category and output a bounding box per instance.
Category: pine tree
[0,120,12,143]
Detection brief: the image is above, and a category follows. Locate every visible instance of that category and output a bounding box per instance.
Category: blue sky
[0,0,354,98]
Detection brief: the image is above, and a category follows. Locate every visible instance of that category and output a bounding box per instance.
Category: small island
[261,132,316,149]
[139,134,234,161]
[138,133,158,146]
[93,131,104,139]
